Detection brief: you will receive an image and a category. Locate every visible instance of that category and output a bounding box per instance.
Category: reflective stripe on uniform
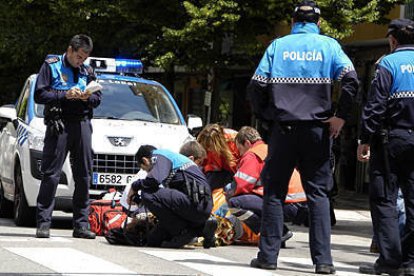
[337,66,354,81]
[388,91,414,100]
[234,171,258,185]
[252,75,332,84]
[285,192,306,201]
[229,208,255,222]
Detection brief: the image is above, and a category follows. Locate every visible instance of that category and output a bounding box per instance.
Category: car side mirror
[0,104,18,130]
[0,105,17,121]
[186,114,203,137]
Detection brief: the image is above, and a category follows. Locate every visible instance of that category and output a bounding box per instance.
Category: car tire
[14,163,36,226]
[0,180,13,218]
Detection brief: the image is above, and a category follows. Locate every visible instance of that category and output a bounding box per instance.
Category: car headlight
[28,132,44,151]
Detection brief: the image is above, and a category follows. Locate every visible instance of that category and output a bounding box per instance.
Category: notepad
[85,80,103,94]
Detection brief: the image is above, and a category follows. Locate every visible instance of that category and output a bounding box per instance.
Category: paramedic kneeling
[127,145,217,248]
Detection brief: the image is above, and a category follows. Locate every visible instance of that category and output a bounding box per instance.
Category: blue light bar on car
[85,57,143,74]
[115,59,143,74]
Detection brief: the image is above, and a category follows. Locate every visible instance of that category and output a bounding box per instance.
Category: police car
[0,57,202,226]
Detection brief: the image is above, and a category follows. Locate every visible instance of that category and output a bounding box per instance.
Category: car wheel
[0,179,13,218]
[14,163,36,226]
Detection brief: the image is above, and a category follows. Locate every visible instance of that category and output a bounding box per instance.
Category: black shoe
[202,216,218,249]
[359,262,400,276]
[401,267,414,276]
[315,264,336,274]
[161,230,197,248]
[250,258,277,270]
[73,227,96,239]
[282,230,293,243]
[36,225,50,238]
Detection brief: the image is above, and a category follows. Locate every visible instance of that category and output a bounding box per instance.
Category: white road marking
[279,257,371,275]
[5,247,137,275]
[335,209,371,221]
[141,250,276,276]
[0,236,71,243]
[141,250,371,276]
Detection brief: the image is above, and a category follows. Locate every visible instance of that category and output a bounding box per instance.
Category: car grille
[93,153,139,174]
[90,153,139,192]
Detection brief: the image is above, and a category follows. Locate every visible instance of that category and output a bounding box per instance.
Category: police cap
[387,18,414,37]
[293,0,321,23]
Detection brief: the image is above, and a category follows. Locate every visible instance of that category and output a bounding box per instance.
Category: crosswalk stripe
[335,209,371,221]
[5,247,137,275]
[141,250,276,276]
[0,237,71,243]
[278,257,369,275]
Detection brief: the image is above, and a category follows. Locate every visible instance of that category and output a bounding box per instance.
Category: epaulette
[45,55,60,64]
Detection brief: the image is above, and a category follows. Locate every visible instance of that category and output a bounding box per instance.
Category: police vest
[380,47,414,98]
[154,149,194,171]
[46,54,88,92]
[252,23,355,121]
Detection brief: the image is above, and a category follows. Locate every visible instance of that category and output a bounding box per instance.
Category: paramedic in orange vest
[197,124,239,190]
[225,126,292,242]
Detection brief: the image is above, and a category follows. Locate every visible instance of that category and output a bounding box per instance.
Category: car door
[0,79,31,198]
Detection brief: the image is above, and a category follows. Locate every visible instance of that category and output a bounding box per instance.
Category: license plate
[92,172,138,185]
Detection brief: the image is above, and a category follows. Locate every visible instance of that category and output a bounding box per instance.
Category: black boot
[281,224,293,248]
[36,225,50,238]
[202,216,218,249]
[73,227,96,239]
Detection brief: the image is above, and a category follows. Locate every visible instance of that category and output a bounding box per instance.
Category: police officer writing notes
[358,19,414,276]
[248,1,358,274]
[34,34,101,239]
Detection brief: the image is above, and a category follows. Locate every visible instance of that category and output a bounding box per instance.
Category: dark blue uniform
[248,22,358,266]
[360,45,414,270]
[131,149,213,246]
[34,54,101,229]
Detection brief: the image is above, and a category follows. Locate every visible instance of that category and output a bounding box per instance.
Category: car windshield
[35,79,181,124]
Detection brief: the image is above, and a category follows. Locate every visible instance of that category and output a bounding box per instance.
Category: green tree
[0,0,406,105]
[153,0,406,70]
[150,0,404,122]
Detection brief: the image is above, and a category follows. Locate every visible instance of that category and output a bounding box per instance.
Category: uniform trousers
[257,121,333,266]
[141,187,212,246]
[369,129,414,269]
[228,194,262,233]
[37,120,92,228]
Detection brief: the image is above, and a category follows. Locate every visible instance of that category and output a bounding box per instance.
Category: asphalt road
[0,192,378,276]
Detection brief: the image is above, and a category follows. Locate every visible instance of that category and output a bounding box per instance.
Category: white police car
[0,58,202,226]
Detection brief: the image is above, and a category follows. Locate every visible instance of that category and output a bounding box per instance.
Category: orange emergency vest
[285,169,307,203]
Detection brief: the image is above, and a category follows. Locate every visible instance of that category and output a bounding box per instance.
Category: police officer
[35,34,101,239]
[358,19,414,276]
[248,1,358,274]
[127,145,217,248]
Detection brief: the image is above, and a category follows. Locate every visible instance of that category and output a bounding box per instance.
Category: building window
[405,1,414,19]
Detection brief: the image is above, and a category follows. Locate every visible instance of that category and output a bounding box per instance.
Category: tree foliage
[0,0,405,104]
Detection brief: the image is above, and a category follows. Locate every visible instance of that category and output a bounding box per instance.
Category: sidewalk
[334,188,370,211]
